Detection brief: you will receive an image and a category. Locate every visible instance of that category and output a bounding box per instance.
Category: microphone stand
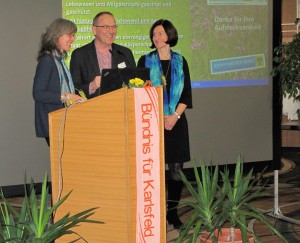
[108,49,126,88]
[115,49,137,80]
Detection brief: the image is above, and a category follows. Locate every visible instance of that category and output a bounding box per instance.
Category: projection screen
[63,0,275,166]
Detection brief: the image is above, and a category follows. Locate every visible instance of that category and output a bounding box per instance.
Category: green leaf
[176,156,287,243]
[0,172,103,242]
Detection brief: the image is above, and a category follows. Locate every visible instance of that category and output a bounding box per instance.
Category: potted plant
[272,19,300,119]
[175,156,287,243]
[0,173,103,242]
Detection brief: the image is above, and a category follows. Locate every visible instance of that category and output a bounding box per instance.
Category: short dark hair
[149,19,178,48]
[93,11,114,25]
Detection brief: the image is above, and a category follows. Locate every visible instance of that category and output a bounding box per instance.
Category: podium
[49,87,166,242]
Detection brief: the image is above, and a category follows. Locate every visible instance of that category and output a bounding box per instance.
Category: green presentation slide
[63,0,190,64]
[63,0,269,87]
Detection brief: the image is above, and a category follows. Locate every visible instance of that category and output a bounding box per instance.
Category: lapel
[110,43,119,69]
[87,41,101,75]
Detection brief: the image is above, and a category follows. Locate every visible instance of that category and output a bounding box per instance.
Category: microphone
[97,50,125,96]
[115,49,137,80]
[109,49,126,84]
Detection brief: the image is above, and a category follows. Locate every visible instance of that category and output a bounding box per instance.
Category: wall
[0,1,61,188]
[281,0,300,120]
[281,0,300,146]
[0,1,282,191]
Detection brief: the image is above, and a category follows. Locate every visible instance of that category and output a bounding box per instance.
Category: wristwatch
[174,111,181,119]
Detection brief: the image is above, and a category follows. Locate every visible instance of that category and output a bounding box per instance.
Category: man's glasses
[93,25,118,30]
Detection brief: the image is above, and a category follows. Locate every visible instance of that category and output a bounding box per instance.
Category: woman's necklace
[161,60,171,86]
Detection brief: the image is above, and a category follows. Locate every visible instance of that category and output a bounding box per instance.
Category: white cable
[54,100,85,204]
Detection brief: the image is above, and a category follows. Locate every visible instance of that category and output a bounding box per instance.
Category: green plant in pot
[0,173,103,242]
[175,156,287,243]
[272,19,300,119]
[174,159,226,243]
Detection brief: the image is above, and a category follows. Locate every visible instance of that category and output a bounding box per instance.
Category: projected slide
[63,0,269,88]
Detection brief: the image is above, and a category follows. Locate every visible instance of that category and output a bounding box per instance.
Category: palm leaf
[176,159,226,243]
[176,156,287,243]
[0,172,103,242]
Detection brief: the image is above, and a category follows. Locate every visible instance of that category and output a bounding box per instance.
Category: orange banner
[134,87,161,243]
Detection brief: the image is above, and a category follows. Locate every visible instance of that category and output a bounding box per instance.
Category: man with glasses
[70,11,136,98]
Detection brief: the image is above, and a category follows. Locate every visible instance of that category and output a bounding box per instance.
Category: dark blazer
[70,41,136,98]
[33,54,64,138]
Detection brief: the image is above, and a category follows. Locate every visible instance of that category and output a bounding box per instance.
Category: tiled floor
[167,150,300,242]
